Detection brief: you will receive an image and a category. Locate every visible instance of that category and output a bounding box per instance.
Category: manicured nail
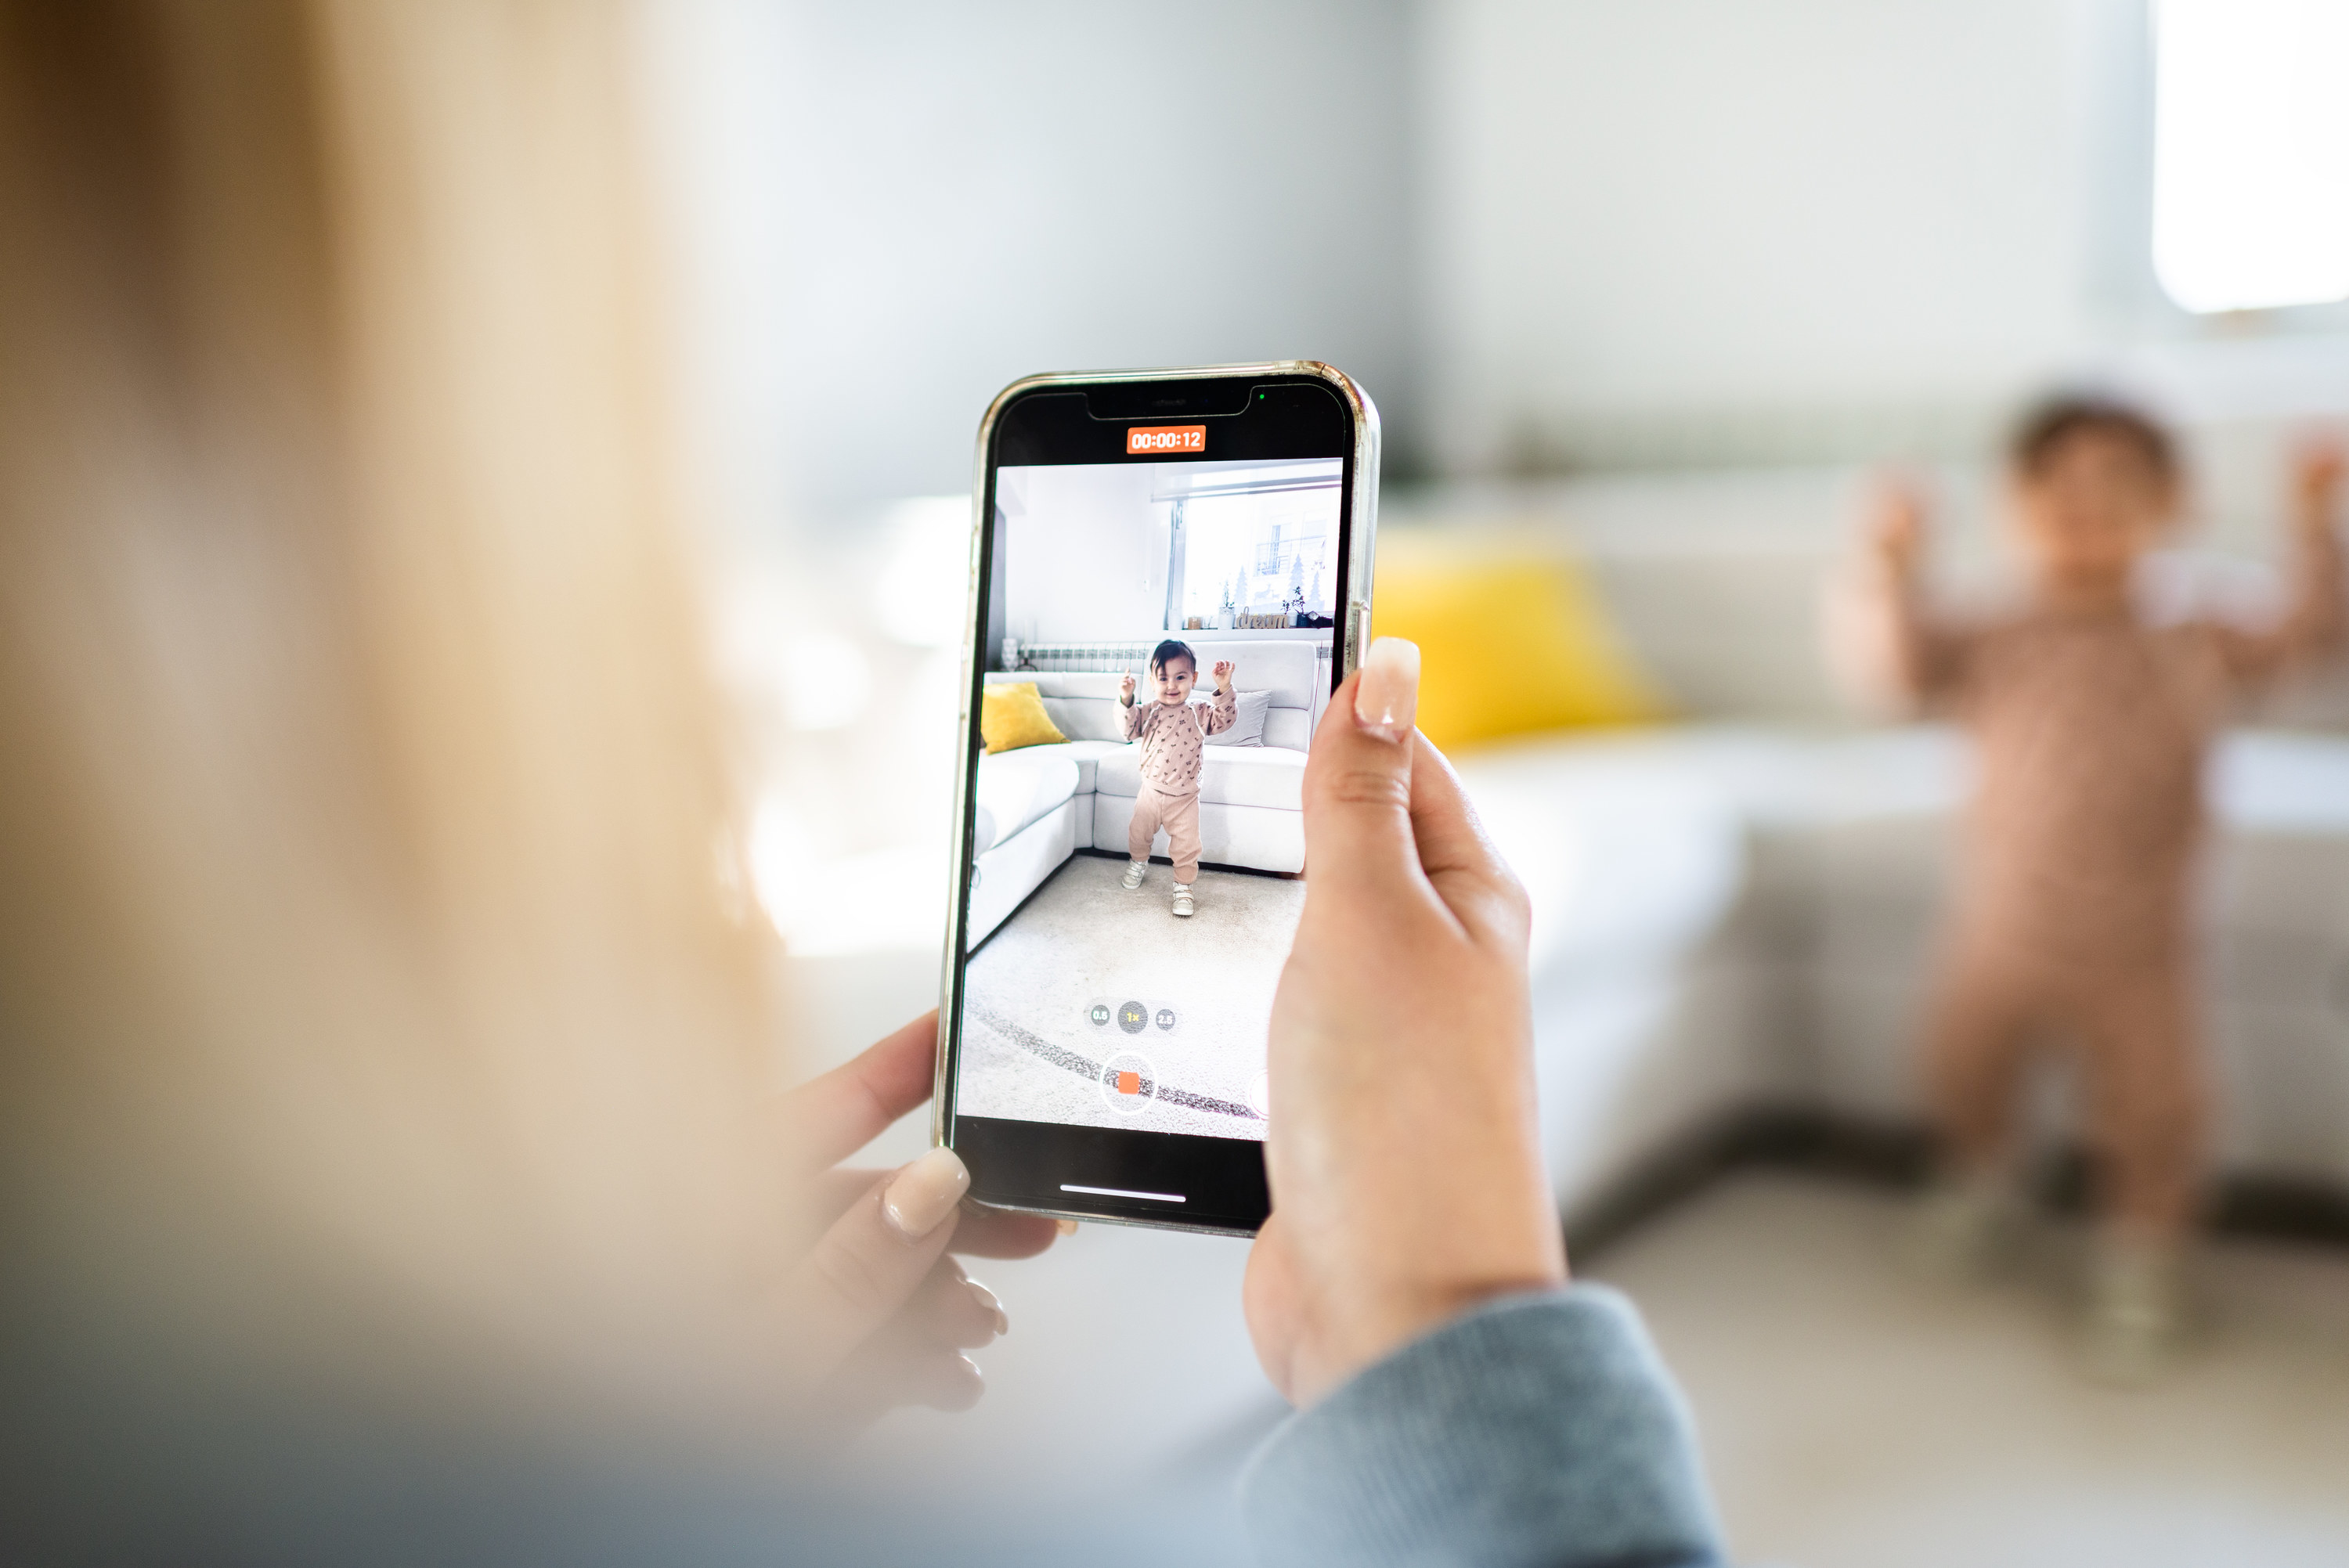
[967,1278,1009,1336]
[1055,1217,1079,1238]
[1353,637,1420,742]
[882,1146,970,1240]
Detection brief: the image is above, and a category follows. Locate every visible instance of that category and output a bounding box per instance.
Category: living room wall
[997,465,1172,647]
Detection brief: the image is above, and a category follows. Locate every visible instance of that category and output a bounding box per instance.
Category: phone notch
[1082,377,1251,420]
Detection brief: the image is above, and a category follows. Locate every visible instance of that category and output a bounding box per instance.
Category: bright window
[1159,462,1340,631]
[2152,0,2349,315]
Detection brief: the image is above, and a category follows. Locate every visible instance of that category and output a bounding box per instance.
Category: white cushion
[1176,639,1319,711]
[1202,689,1273,747]
[983,671,1128,743]
[976,738,1127,796]
[1093,745,1305,810]
[984,639,1323,741]
[972,749,1080,851]
[1261,707,1312,751]
[1092,795,1307,875]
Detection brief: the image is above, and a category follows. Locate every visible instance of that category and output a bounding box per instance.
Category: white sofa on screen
[967,638,1326,945]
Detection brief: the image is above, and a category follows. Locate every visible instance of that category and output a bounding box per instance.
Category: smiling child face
[1151,656,1197,705]
[2012,427,2178,601]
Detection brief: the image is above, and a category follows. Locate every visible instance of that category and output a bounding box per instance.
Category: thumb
[1302,638,1423,908]
[785,1145,969,1381]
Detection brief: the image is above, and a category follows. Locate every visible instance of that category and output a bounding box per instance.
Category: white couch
[1450,723,2349,1219]
[1387,463,2349,1218]
[967,638,1326,945]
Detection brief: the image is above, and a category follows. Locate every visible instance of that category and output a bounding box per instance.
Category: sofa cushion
[1202,688,1273,747]
[981,738,1124,796]
[1176,640,1319,711]
[980,681,1067,752]
[972,749,1080,850]
[1094,744,1305,810]
[984,671,1128,742]
[1373,531,1671,749]
[984,640,1323,747]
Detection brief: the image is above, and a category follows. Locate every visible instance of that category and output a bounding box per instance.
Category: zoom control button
[1117,1000,1148,1034]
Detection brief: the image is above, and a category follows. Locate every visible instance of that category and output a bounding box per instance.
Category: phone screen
[943,373,1368,1232]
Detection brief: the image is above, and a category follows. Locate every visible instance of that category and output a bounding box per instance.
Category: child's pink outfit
[1903,553,2343,1233]
[1120,687,1236,881]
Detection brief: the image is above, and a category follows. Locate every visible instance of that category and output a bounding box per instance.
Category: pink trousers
[1127,785,1202,883]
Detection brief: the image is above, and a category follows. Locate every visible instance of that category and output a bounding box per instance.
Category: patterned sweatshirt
[1119,686,1237,793]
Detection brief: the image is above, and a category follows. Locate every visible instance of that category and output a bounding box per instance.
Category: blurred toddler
[1858,398,2345,1379]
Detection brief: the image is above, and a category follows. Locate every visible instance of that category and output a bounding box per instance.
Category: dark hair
[2009,395,2177,485]
[1148,639,1197,676]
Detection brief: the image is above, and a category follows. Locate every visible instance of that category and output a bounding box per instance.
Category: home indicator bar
[1059,1183,1185,1203]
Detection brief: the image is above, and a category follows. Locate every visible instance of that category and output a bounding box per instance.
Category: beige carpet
[1589,1173,2349,1568]
[956,852,1302,1139]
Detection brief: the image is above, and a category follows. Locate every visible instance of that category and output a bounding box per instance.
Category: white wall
[1419,0,2111,471]
[644,0,1417,529]
[998,465,1172,644]
[646,0,2349,521]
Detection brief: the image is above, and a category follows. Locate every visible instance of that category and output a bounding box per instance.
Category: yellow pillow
[980,680,1067,753]
[1373,532,1669,751]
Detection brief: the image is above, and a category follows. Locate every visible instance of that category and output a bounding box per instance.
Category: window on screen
[1162,463,1338,632]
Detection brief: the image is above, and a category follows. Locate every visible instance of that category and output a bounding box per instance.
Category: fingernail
[1055,1217,1079,1237]
[882,1147,970,1240]
[1353,637,1420,742]
[967,1278,1009,1336]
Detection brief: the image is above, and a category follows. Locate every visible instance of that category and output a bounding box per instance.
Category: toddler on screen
[1858,397,2345,1380]
[1117,640,1236,918]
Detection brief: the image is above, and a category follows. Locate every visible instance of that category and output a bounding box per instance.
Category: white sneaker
[1904,1170,2019,1283]
[1121,861,1146,890]
[1171,885,1194,917]
[2084,1231,2189,1386]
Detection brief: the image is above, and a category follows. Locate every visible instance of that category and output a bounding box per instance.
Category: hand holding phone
[774,1014,1059,1422]
[1243,643,1564,1407]
[940,364,1379,1235]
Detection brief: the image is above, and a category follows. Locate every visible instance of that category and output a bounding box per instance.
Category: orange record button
[1115,1070,1142,1095]
[1128,424,1205,455]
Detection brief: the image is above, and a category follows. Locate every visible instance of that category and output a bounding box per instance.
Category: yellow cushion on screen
[980,681,1067,753]
[1372,534,1670,750]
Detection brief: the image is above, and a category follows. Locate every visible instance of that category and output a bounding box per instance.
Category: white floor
[786,956,2349,1566]
[959,852,1301,1137]
[1589,1173,2349,1568]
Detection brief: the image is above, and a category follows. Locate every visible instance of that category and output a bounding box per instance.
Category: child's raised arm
[1202,669,1238,735]
[2215,441,2347,687]
[1835,479,1969,712]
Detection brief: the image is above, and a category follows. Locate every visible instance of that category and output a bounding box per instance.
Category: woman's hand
[774,1014,1059,1425]
[1244,639,1565,1408]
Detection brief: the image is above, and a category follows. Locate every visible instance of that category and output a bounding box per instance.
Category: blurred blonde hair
[0,0,792,1422]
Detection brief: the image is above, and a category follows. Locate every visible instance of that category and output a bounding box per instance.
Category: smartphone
[933,363,1380,1235]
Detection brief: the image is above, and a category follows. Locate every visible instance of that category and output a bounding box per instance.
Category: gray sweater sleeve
[1239,1286,1726,1568]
